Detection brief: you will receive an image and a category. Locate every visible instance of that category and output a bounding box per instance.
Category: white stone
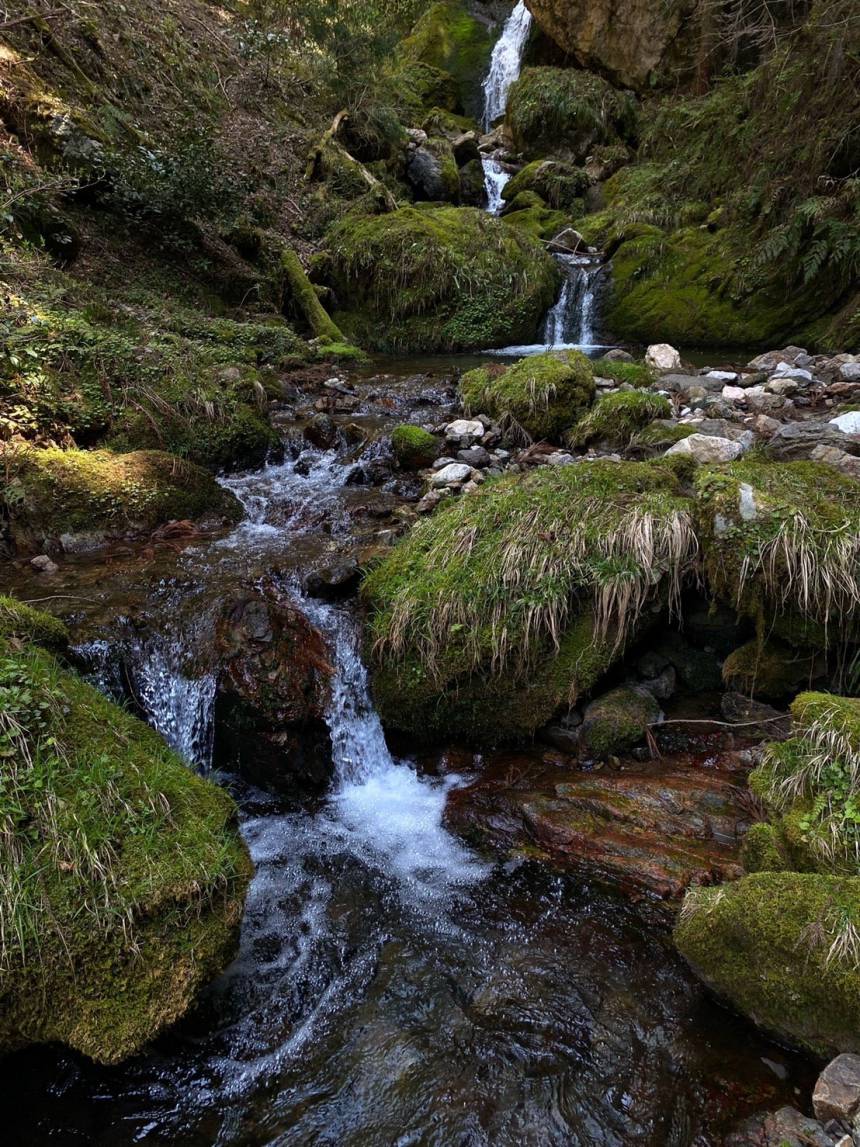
[645,343,682,372]
[431,462,473,487]
[706,370,738,382]
[547,452,575,466]
[665,434,745,462]
[766,377,801,396]
[722,385,747,402]
[772,362,813,381]
[839,362,860,382]
[830,410,860,435]
[738,483,758,521]
[445,419,485,440]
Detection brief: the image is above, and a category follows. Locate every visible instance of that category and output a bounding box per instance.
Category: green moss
[694,460,860,633]
[580,685,660,756]
[364,459,696,742]
[675,872,860,1057]
[398,1,495,119]
[280,248,344,343]
[722,637,817,699]
[502,160,590,211]
[460,351,596,442]
[0,595,69,652]
[4,447,241,552]
[326,205,559,353]
[569,390,671,449]
[632,421,696,452]
[391,424,439,469]
[0,643,251,1063]
[501,201,572,241]
[506,67,638,162]
[742,822,791,873]
[593,359,655,388]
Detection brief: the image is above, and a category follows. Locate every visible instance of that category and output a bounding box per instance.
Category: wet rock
[721,692,790,739]
[431,462,473,488]
[547,227,588,255]
[655,632,724,692]
[304,561,361,600]
[639,664,676,701]
[665,433,745,462]
[645,343,682,372]
[727,1107,835,1147]
[766,421,860,461]
[214,583,333,794]
[30,554,59,574]
[305,413,338,449]
[581,686,660,757]
[813,1055,860,1124]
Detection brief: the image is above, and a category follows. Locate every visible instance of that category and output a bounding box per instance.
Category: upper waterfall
[482,2,533,131]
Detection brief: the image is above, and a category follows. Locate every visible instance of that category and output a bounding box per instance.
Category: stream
[1,362,814,1146]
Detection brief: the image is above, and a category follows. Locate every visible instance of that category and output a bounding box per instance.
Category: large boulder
[524,0,700,90]
[2,447,242,555]
[398,1,495,119]
[326,206,559,352]
[0,609,251,1065]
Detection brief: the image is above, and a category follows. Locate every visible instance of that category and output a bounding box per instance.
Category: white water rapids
[480,1,533,212]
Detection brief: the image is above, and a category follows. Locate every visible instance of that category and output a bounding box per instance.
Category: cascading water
[543,253,606,348]
[480,2,533,213]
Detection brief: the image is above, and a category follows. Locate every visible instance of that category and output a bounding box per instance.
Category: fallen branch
[0,10,65,32]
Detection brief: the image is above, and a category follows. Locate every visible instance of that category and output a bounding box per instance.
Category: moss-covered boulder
[391,424,439,470]
[722,637,819,700]
[363,459,697,742]
[397,1,495,119]
[3,447,242,554]
[0,634,251,1064]
[460,351,596,442]
[675,872,860,1057]
[580,685,661,757]
[502,160,590,212]
[0,594,69,652]
[694,460,860,638]
[569,390,671,449]
[506,67,637,162]
[500,197,572,241]
[326,205,559,352]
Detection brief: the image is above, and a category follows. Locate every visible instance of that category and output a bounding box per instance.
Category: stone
[547,227,588,255]
[722,385,748,402]
[581,685,661,757]
[750,414,782,437]
[840,362,860,382]
[451,131,481,167]
[813,1054,860,1124]
[772,362,814,381]
[305,412,338,449]
[706,370,739,383]
[406,145,458,203]
[547,452,575,465]
[431,455,457,469]
[30,554,59,574]
[766,377,801,397]
[431,462,473,487]
[747,346,808,371]
[721,692,791,739]
[661,372,723,393]
[810,445,860,478]
[639,665,677,701]
[457,445,492,468]
[602,348,633,362]
[665,433,745,462]
[445,419,485,441]
[416,490,444,513]
[743,387,786,413]
[830,410,860,435]
[303,561,361,600]
[645,343,682,372]
[767,422,860,461]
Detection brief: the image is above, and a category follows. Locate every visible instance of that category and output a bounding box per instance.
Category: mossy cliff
[363,459,697,742]
[460,351,596,442]
[397,1,495,120]
[0,599,251,1064]
[3,447,242,554]
[326,206,559,352]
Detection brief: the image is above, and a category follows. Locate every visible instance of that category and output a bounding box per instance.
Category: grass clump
[363,459,697,741]
[675,871,860,1057]
[391,424,439,470]
[593,359,655,388]
[460,351,596,443]
[694,461,860,639]
[3,447,242,553]
[326,205,559,353]
[0,635,251,1064]
[569,390,671,449]
[506,67,638,162]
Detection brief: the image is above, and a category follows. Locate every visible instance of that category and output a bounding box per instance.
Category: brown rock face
[214,580,334,793]
[525,0,700,90]
[446,752,747,906]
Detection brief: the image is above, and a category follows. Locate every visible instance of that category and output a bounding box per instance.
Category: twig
[0,10,65,32]
[22,595,98,603]
[650,715,789,729]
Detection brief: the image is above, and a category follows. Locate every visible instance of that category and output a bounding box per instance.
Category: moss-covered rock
[593,359,655,388]
[631,421,696,453]
[500,198,572,241]
[326,205,559,352]
[460,351,596,442]
[675,872,860,1057]
[694,460,860,636]
[506,67,638,162]
[569,389,670,449]
[397,1,495,119]
[0,594,69,652]
[363,459,697,742]
[722,637,819,700]
[580,685,660,757]
[0,637,251,1064]
[4,447,242,554]
[391,424,439,470]
[502,160,590,212]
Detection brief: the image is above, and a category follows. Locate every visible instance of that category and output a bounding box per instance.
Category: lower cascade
[543,254,607,349]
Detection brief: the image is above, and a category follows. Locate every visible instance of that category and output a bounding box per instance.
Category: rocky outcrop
[525,0,699,90]
[215,581,334,793]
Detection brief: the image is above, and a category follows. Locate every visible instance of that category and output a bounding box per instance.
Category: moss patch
[0,638,251,1064]
[503,160,590,212]
[0,595,69,652]
[460,351,596,442]
[391,424,439,470]
[397,1,494,120]
[326,205,559,353]
[569,390,671,449]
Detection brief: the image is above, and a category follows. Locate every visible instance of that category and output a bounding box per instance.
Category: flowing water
[0,369,814,1145]
[480,2,533,211]
[543,254,607,349]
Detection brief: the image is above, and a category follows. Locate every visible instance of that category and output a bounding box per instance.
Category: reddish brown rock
[446,753,747,906]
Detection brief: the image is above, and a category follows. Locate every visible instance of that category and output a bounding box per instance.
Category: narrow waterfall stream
[1,369,812,1145]
[480,1,532,212]
[543,253,607,348]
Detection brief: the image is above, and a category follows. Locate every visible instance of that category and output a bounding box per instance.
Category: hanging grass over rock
[3,447,242,554]
[363,459,697,741]
[460,351,596,443]
[568,390,671,449]
[0,629,251,1064]
[694,460,860,638]
[325,205,559,352]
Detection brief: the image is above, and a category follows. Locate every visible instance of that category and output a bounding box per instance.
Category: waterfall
[480,1,533,213]
[482,2,533,131]
[543,254,605,348]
